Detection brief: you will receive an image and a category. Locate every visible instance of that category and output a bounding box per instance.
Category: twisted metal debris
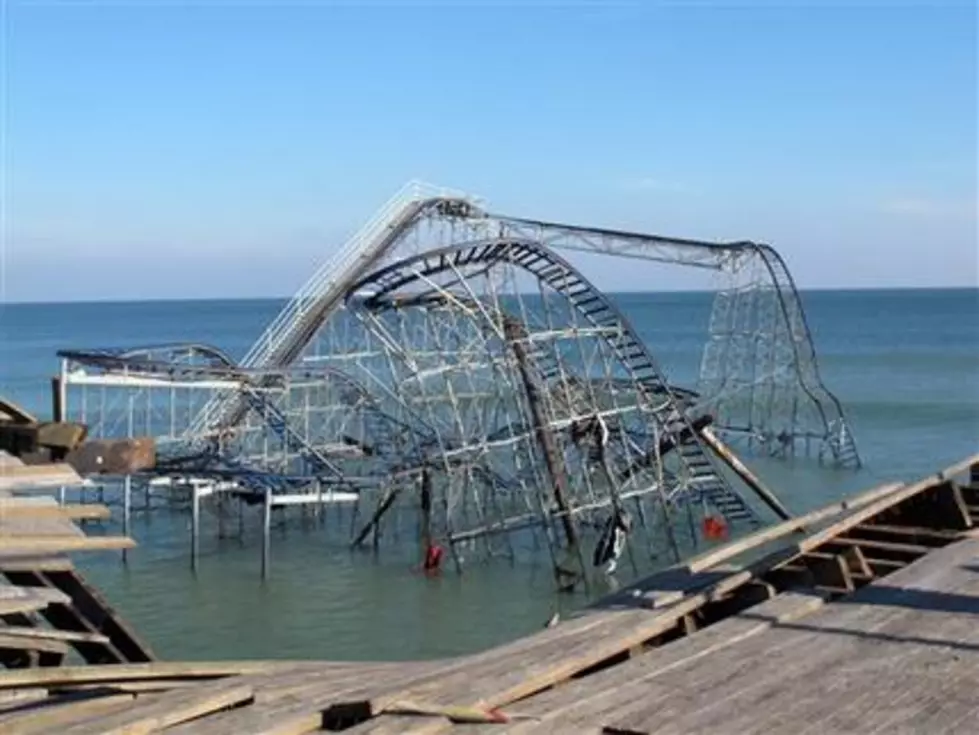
[58,182,860,587]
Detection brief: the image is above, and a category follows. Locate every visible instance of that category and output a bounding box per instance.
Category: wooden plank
[0,661,321,689]
[0,633,70,656]
[338,459,979,735]
[803,553,854,592]
[0,502,111,521]
[840,544,873,579]
[826,536,932,556]
[684,482,904,573]
[58,681,254,735]
[0,555,74,573]
[333,567,796,735]
[601,537,979,734]
[165,662,453,735]
[0,536,134,553]
[0,586,71,606]
[0,625,111,645]
[854,522,964,542]
[0,590,65,616]
[53,679,227,694]
[0,463,78,479]
[0,687,48,707]
[862,556,906,571]
[457,590,830,735]
[0,464,82,491]
[0,692,137,734]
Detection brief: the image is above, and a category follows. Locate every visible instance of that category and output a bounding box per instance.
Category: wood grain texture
[601,537,979,734]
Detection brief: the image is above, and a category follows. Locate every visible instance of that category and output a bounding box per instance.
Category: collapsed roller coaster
[57,181,860,588]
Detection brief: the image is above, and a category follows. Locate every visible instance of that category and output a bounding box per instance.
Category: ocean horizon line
[1,284,976,308]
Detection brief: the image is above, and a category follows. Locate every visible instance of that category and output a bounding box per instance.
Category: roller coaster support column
[503,318,587,590]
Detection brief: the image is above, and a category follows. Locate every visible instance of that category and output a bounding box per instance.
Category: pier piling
[190,485,200,572]
[122,475,131,564]
[261,489,272,580]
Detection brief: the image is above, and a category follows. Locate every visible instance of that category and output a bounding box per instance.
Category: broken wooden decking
[0,452,154,668]
[0,452,976,734]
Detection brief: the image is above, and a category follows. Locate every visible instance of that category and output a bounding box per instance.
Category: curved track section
[189,182,858,470]
[490,213,860,468]
[345,238,760,527]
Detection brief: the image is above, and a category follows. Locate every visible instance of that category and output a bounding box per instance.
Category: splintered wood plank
[453,590,831,735]
[52,679,217,695]
[601,537,979,735]
[58,681,254,735]
[0,661,320,689]
[0,692,138,734]
[0,626,111,645]
[0,586,70,606]
[164,662,452,735]
[339,565,792,734]
[0,585,70,616]
[353,488,979,735]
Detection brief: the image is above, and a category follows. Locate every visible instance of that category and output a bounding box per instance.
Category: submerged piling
[261,489,272,580]
[191,485,200,572]
[122,475,132,564]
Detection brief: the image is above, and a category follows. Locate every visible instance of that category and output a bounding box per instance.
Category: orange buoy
[702,515,729,541]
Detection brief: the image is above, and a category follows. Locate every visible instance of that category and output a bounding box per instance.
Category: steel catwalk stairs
[238,387,347,486]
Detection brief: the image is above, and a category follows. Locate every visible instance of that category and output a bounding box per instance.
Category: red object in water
[423,543,445,573]
[702,515,728,541]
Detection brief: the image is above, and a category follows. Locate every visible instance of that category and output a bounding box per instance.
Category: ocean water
[0,288,977,661]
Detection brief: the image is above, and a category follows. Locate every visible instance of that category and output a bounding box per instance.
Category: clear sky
[2,0,976,302]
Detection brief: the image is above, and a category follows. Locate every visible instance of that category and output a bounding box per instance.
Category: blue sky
[3,0,976,301]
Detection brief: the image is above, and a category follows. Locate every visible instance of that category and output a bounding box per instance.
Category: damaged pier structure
[54,182,860,585]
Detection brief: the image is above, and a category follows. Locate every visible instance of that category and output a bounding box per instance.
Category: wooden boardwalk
[0,453,976,733]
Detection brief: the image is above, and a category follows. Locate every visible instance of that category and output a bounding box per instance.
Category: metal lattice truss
[58,181,859,584]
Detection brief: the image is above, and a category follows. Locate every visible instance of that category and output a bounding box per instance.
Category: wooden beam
[0,626,111,645]
[0,692,137,734]
[0,661,320,689]
[685,482,903,574]
[801,553,854,593]
[825,537,931,558]
[0,537,134,553]
[0,503,111,521]
[840,545,873,580]
[699,426,793,521]
[853,523,962,543]
[58,682,254,735]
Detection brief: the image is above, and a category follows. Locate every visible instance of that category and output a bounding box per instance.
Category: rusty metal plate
[65,438,156,475]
